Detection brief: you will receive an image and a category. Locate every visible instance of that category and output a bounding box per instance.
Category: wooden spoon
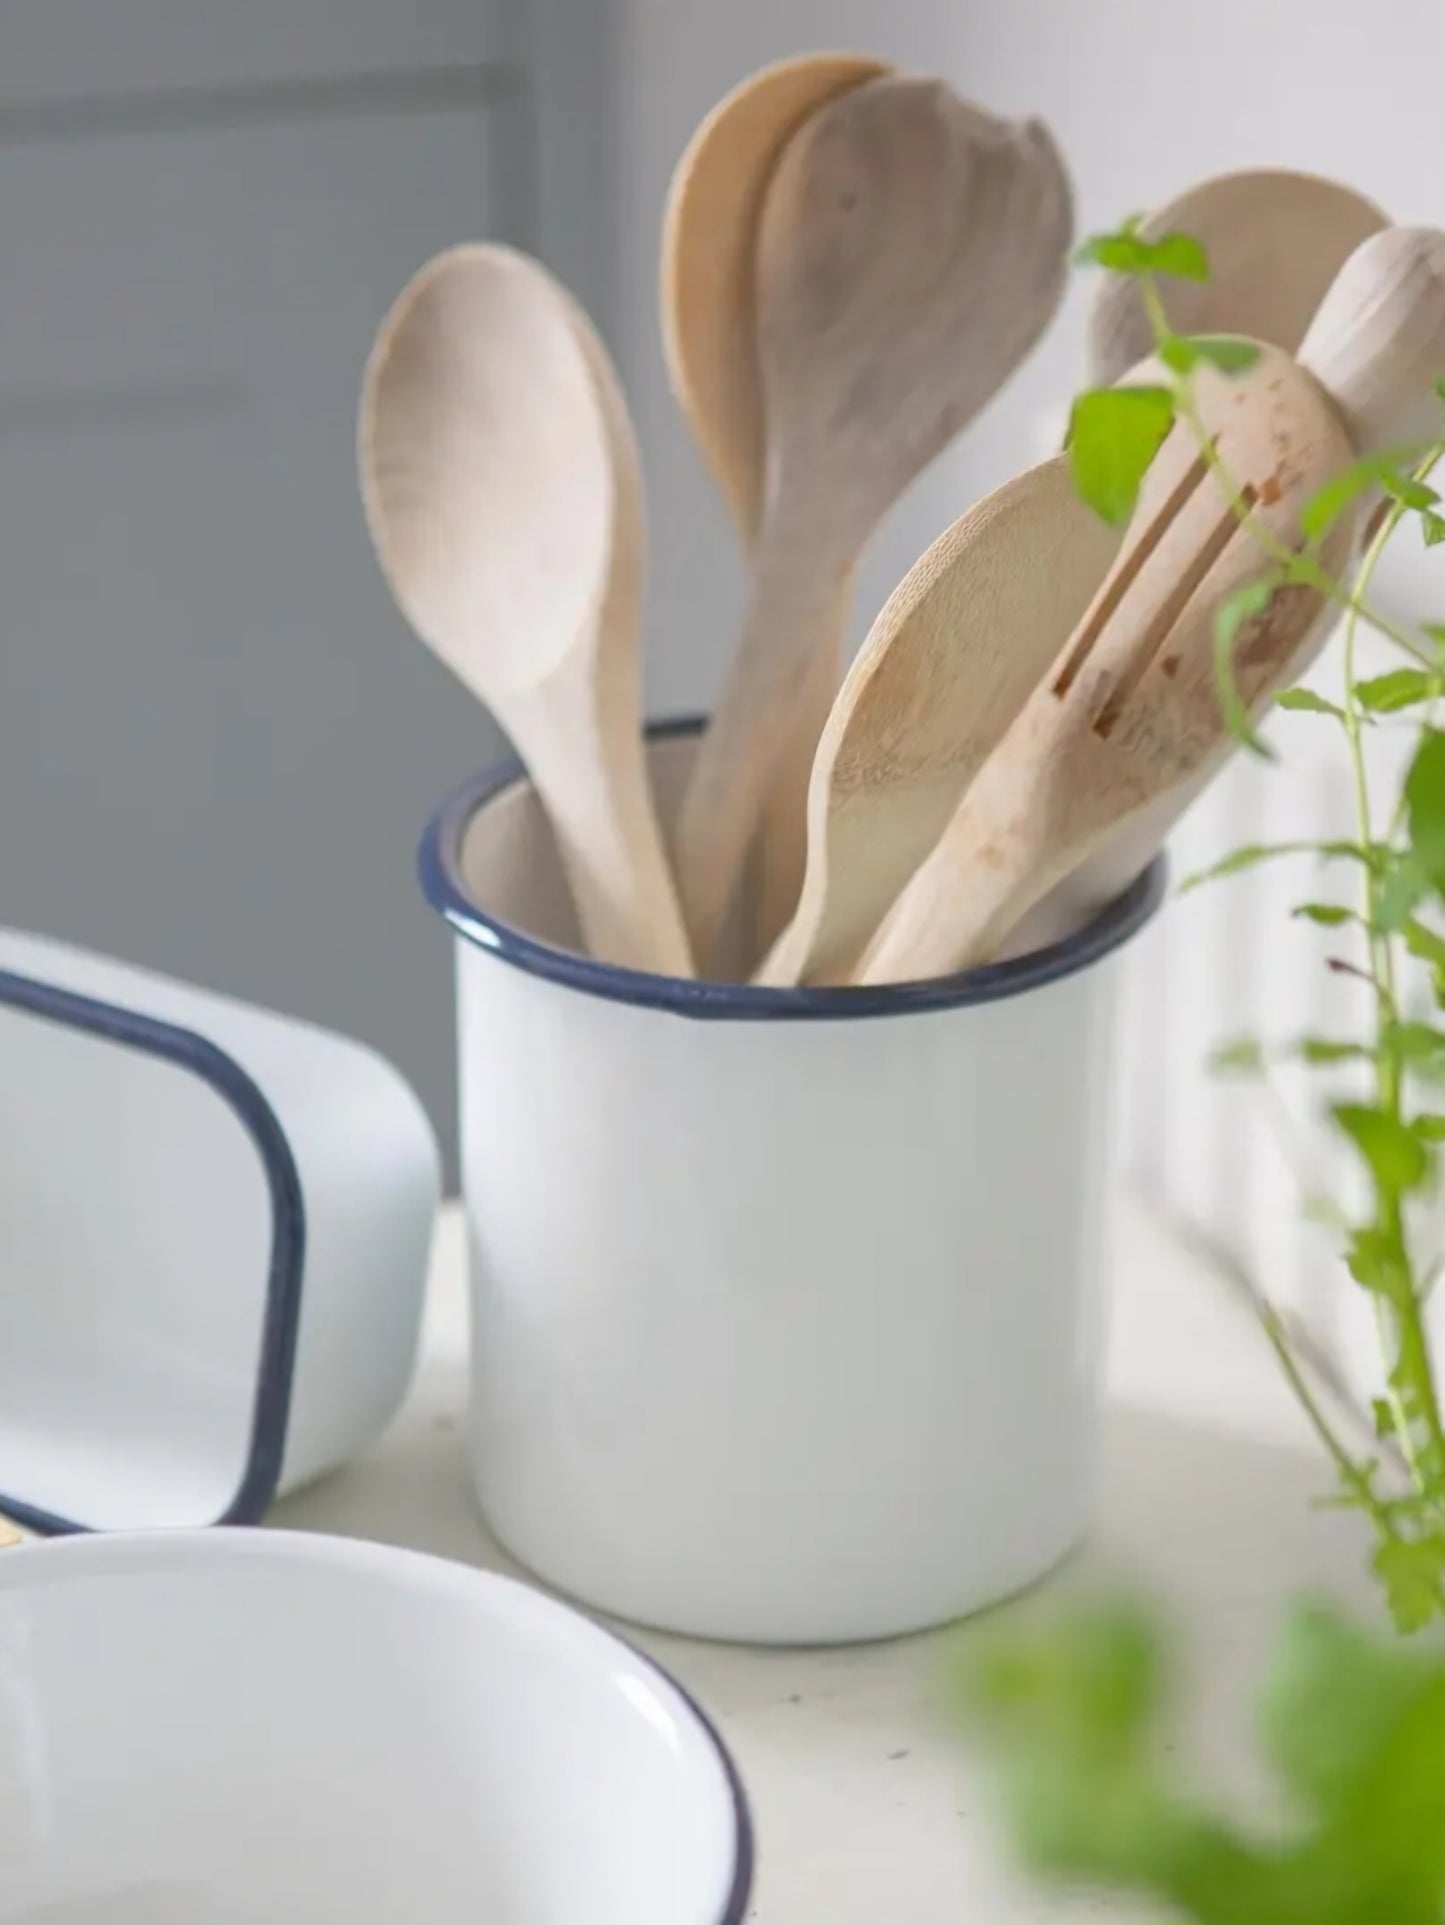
[671,75,1074,971]
[1009,222,1445,959]
[753,455,1121,986]
[1088,168,1386,387]
[661,52,891,958]
[853,344,1360,984]
[359,243,693,977]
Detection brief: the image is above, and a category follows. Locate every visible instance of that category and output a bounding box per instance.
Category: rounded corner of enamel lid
[0,928,437,1538]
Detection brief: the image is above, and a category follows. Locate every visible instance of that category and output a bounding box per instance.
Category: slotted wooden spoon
[854,344,1358,984]
[672,74,1073,972]
[360,243,693,977]
[754,455,1121,986]
[1088,168,1386,386]
[661,52,891,958]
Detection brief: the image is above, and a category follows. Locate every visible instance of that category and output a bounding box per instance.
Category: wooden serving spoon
[661,52,891,959]
[1088,168,1386,387]
[671,74,1074,971]
[1008,221,1445,960]
[853,344,1359,984]
[753,455,1121,986]
[359,243,693,977]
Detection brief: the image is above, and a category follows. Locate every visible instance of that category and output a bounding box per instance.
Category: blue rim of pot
[419,715,1166,1019]
[0,965,304,1534]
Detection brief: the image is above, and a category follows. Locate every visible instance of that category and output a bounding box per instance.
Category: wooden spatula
[753,455,1121,986]
[852,344,1360,984]
[672,75,1073,972]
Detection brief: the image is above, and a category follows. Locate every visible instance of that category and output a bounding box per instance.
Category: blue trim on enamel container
[419,714,1166,1015]
[0,969,305,1535]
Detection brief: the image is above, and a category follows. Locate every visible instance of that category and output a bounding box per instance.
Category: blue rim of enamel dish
[0,1529,754,1924]
[419,715,1166,1018]
[0,967,304,1534]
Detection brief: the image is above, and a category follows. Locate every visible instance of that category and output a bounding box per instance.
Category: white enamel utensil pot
[421,723,1162,1644]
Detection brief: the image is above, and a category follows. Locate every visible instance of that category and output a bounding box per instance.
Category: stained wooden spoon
[359,243,693,977]
[671,74,1074,971]
[854,344,1360,984]
[1088,168,1386,386]
[754,455,1121,986]
[661,52,891,956]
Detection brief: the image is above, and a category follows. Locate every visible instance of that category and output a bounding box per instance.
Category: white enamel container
[0,930,440,1533]
[422,724,1161,1644]
[0,1530,751,1923]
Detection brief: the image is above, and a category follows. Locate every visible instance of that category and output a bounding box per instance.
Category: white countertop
[274,1198,1376,1922]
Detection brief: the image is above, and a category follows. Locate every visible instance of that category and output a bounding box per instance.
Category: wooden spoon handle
[749,575,853,964]
[1297,226,1445,457]
[675,540,843,971]
[507,655,694,977]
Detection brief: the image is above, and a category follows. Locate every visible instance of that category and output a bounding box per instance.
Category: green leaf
[1424,622,1445,649]
[1156,334,1198,376]
[1405,730,1445,892]
[1292,903,1355,927]
[1298,1036,1366,1064]
[1333,1102,1430,1193]
[1188,334,1261,374]
[1414,1114,1445,1142]
[1426,511,1445,550]
[1387,1021,1445,1067]
[1067,386,1176,528]
[1257,1603,1432,1816]
[1072,228,1209,283]
[1302,464,1379,543]
[1210,1035,1265,1075]
[1404,917,1445,974]
[1357,669,1441,713]
[1178,840,1372,893]
[1276,687,1345,721]
[1389,475,1441,511]
[1348,1224,1408,1295]
[1376,856,1430,935]
[1373,1535,1445,1634]
[1373,1396,1398,1438]
[1214,578,1279,759]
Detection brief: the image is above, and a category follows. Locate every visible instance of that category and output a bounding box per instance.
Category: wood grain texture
[754,455,1120,986]
[659,52,891,966]
[855,348,1358,984]
[1087,169,1386,387]
[359,243,693,976]
[673,74,1074,972]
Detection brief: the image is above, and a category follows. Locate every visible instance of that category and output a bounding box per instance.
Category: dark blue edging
[0,965,306,1535]
[419,715,1166,1019]
[629,1640,755,1925]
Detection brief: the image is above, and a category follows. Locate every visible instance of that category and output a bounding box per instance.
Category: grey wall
[0,1,616,1178]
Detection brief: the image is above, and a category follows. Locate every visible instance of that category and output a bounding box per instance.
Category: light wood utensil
[1088,168,1387,387]
[853,344,1359,984]
[1012,222,1445,958]
[754,456,1121,986]
[672,75,1074,972]
[359,243,693,977]
[661,52,891,958]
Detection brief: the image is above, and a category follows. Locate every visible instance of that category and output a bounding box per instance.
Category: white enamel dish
[0,1530,752,1924]
[0,931,440,1534]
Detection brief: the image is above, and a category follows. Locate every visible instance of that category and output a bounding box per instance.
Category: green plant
[1067,220,1445,1637]
[962,1598,1445,1924]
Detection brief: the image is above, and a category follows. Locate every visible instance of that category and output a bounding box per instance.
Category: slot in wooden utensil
[854,345,1359,985]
